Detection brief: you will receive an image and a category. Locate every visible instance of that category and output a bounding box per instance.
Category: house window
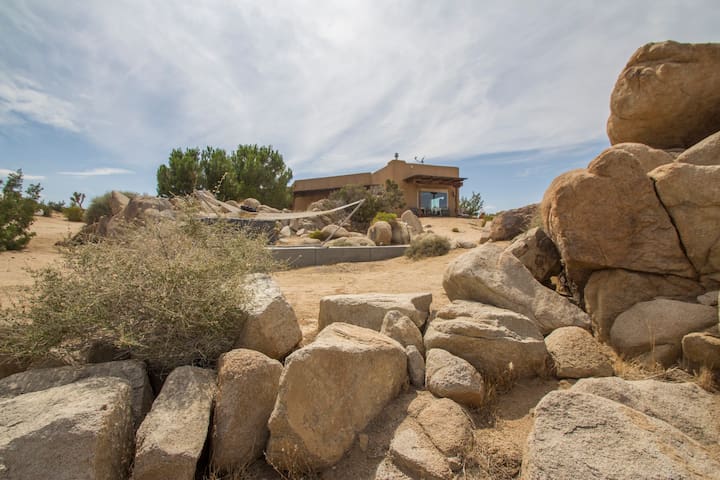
[419,190,448,216]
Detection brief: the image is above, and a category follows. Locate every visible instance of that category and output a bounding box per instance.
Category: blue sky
[1,1,718,212]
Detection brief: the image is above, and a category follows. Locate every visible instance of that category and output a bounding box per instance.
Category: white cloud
[0,168,45,180]
[57,168,134,176]
[1,0,719,178]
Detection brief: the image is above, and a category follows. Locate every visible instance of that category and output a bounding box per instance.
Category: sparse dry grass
[404,233,451,260]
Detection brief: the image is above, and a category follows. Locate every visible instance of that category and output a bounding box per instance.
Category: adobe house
[292,156,466,216]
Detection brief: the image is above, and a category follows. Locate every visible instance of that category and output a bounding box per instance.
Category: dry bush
[0,214,278,373]
[404,233,451,260]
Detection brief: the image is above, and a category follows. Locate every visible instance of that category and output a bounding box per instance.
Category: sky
[1,1,719,212]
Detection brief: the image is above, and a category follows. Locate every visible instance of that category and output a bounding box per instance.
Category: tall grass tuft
[404,233,451,260]
[0,213,278,374]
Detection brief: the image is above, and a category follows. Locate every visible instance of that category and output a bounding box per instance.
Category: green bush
[0,215,278,374]
[404,233,451,260]
[328,179,405,231]
[372,211,397,224]
[459,191,484,217]
[84,191,138,225]
[63,206,84,222]
[47,200,66,212]
[309,230,330,241]
[0,170,42,251]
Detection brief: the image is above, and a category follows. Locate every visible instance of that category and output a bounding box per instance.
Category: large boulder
[541,145,696,285]
[235,273,302,359]
[266,323,407,472]
[607,41,720,149]
[521,388,720,479]
[506,227,562,285]
[389,422,454,480]
[390,220,412,245]
[0,377,134,480]
[683,331,720,370]
[610,298,717,366]
[650,146,720,279]
[133,366,217,480]
[109,190,131,215]
[211,349,282,473]
[545,326,613,378]
[425,349,485,408]
[318,292,432,331]
[367,221,392,246]
[443,243,590,334]
[0,360,153,430]
[380,310,425,354]
[401,210,424,235]
[584,269,703,341]
[321,224,351,239]
[123,195,174,222]
[572,377,720,446]
[677,129,720,166]
[425,300,547,379]
[489,203,538,241]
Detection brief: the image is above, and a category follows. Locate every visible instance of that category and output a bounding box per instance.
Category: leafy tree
[156,144,293,208]
[157,148,202,197]
[230,144,293,208]
[0,170,42,251]
[329,179,406,231]
[459,191,485,217]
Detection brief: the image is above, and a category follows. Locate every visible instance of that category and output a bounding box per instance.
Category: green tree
[70,192,86,208]
[157,148,202,197]
[230,144,293,208]
[0,170,42,251]
[459,191,484,217]
[156,144,293,208]
[199,147,240,201]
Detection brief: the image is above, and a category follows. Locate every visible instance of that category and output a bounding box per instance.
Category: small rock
[406,345,425,388]
[381,310,425,354]
[545,326,613,378]
[683,331,720,370]
[425,349,484,407]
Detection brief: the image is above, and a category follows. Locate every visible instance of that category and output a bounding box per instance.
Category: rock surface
[683,331,720,370]
[211,349,283,473]
[405,345,425,388]
[443,243,590,334]
[109,190,131,215]
[571,377,720,446]
[650,153,720,277]
[381,310,425,354]
[133,366,217,480]
[545,326,613,378]
[318,292,432,331]
[607,41,720,149]
[390,220,412,245]
[522,388,720,479]
[506,227,562,285]
[401,210,424,235]
[425,348,484,407]
[266,323,407,472]
[0,377,134,480]
[0,360,153,429]
[368,221,392,246]
[389,422,453,480]
[235,273,302,359]
[425,300,547,379]
[584,269,703,341]
[489,204,538,241]
[610,298,717,365]
[541,145,695,284]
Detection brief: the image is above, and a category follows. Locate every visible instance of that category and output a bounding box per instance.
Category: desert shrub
[84,191,138,224]
[328,179,405,231]
[0,170,42,251]
[309,229,329,241]
[372,211,397,224]
[0,215,278,374]
[47,200,66,212]
[63,205,84,222]
[404,233,451,260]
[452,227,460,233]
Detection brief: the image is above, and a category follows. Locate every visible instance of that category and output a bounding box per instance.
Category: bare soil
[1,215,549,477]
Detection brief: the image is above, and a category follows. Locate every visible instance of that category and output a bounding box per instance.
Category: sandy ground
[0,214,83,306]
[1,214,547,476]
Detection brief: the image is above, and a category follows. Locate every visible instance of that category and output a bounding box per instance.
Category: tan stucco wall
[292,160,463,215]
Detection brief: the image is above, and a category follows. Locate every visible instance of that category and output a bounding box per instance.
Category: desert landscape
[2,39,720,480]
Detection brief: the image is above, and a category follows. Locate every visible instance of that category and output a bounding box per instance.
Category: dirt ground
[1,214,552,477]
